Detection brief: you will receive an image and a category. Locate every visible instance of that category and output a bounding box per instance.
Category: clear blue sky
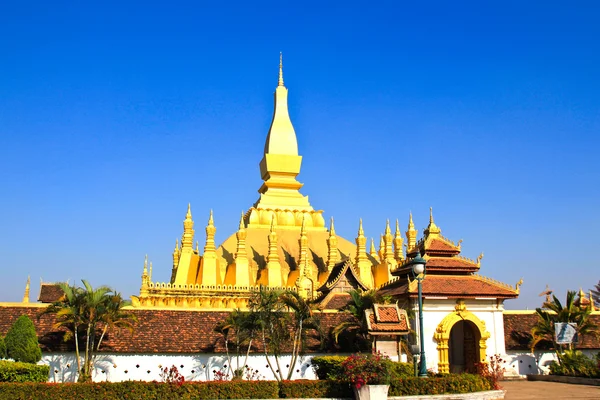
[1,1,598,309]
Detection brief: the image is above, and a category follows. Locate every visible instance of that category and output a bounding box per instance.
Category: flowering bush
[476,354,505,390]
[159,365,184,386]
[341,352,391,388]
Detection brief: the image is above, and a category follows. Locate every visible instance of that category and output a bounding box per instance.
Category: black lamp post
[406,252,427,378]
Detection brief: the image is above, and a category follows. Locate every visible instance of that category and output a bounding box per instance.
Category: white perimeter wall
[41,352,336,383]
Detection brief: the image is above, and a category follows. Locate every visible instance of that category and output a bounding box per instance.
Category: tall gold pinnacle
[22,276,30,303]
[182,204,195,249]
[406,211,417,251]
[394,219,404,261]
[278,52,284,86]
[425,207,441,235]
[204,210,216,253]
[326,217,339,270]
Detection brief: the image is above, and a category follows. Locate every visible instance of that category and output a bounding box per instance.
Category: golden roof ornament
[22,276,30,303]
[181,204,195,249]
[425,207,441,236]
[406,212,417,250]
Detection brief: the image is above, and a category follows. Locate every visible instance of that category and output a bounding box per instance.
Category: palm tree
[531,291,599,361]
[214,309,259,379]
[331,289,391,351]
[40,280,136,382]
[247,288,320,382]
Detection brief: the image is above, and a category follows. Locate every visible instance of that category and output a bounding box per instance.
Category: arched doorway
[449,320,480,373]
[434,301,490,374]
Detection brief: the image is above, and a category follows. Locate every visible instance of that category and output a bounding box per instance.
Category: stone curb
[526,374,600,386]
[220,390,506,400]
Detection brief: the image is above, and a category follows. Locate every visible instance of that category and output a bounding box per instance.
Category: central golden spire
[248,55,325,230]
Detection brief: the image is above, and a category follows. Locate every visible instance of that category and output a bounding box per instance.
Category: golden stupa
[132,56,406,309]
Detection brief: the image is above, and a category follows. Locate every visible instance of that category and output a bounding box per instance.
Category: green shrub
[0,336,6,359]
[311,355,413,381]
[5,315,42,363]
[386,360,414,379]
[278,380,352,398]
[311,355,347,380]
[389,374,492,396]
[0,360,49,382]
[0,380,280,399]
[549,350,600,378]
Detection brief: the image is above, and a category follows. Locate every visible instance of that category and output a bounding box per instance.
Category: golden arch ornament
[434,300,490,374]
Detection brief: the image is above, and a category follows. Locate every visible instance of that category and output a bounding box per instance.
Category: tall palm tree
[531,291,599,360]
[40,280,136,382]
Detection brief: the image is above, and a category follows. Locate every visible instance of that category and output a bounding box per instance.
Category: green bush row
[390,374,492,396]
[311,355,414,381]
[0,361,49,383]
[0,381,280,400]
[0,374,492,399]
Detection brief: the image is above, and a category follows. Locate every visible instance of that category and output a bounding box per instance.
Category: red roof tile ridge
[473,273,518,293]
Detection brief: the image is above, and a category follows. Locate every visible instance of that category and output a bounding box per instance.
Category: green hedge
[279,379,352,398]
[390,374,492,396]
[311,355,413,381]
[0,336,6,359]
[0,374,493,399]
[0,361,49,382]
[0,381,279,400]
[5,315,42,364]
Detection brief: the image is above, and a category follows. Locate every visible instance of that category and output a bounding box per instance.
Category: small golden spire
[378,234,385,260]
[369,238,377,258]
[326,217,339,271]
[195,241,199,252]
[406,211,417,252]
[182,204,195,249]
[239,212,245,230]
[394,219,404,262]
[385,219,391,235]
[149,262,153,281]
[22,276,30,303]
[425,207,441,235]
[204,210,216,253]
[143,255,148,275]
[278,52,284,86]
[358,218,364,236]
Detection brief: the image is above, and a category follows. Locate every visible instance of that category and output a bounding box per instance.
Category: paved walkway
[501,380,600,399]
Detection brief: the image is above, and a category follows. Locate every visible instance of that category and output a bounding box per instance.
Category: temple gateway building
[1,58,597,382]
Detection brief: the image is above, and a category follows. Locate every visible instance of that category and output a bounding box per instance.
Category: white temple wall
[504,349,597,377]
[41,352,324,383]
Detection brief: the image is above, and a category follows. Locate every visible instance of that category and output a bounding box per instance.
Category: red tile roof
[381,275,518,298]
[365,305,409,334]
[38,284,65,303]
[425,257,478,271]
[426,238,458,253]
[503,312,600,350]
[0,304,355,354]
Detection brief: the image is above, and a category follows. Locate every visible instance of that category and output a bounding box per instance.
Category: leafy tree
[531,290,599,361]
[40,280,136,382]
[0,336,6,359]
[5,315,42,363]
[331,289,391,351]
[247,289,320,382]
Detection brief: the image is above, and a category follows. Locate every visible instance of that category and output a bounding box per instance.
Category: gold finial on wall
[278,52,284,86]
[204,210,216,253]
[149,262,153,281]
[22,276,30,303]
[477,252,484,266]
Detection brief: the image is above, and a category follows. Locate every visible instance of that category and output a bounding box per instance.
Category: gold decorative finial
[195,241,199,252]
[515,278,523,294]
[186,203,192,219]
[385,219,391,235]
[408,211,415,230]
[22,276,30,303]
[477,252,484,266]
[149,262,153,281]
[278,52,284,86]
[239,212,245,230]
[370,238,377,258]
[330,217,336,236]
[425,207,440,235]
[143,255,148,275]
[208,209,214,225]
[358,218,364,236]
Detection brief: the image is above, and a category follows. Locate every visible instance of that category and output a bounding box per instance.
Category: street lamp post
[406,252,427,378]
